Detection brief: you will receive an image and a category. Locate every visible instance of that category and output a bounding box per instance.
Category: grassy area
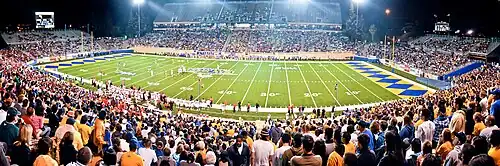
[55,55,400,108]
[176,107,341,121]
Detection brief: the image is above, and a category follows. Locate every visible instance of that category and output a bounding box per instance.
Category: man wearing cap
[489,89,500,126]
[55,117,84,150]
[0,107,19,146]
[252,129,274,166]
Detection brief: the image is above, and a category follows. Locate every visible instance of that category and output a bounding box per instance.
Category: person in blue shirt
[358,120,375,151]
[400,115,415,142]
[489,89,500,126]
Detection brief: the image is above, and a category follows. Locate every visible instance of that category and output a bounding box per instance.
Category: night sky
[0,0,499,36]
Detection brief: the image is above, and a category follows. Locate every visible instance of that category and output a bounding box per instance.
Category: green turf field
[57,55,400,108]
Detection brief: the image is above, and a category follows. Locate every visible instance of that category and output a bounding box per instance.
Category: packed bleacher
[154,1,342,24]
[0,27,499,166]
[358,36,491,75]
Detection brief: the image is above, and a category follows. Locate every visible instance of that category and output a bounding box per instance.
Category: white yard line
[215,63,250,103]
[128,60,177,85]
[104,59,174,80]
[284,62,292,105]
[308,62,341,106]
[157,60,217,91]
[333,63,385,101]
[264,62,275,107]
[195,62,241,100]
[321,64,364,104]
[241,62,263,104]
[76,57,152,77]
[296,62,317,108]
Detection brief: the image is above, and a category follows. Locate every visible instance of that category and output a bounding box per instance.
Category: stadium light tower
[352,0,364,50]
[133,0,145,38]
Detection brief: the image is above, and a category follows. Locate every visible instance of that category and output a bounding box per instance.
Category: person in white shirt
[273,133,292,166]
[138,139,158,166]
[252,129,275,166]
[415,109,435,143]
[480,115,498,138]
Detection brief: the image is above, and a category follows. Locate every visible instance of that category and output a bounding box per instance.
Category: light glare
[133,0,145,5]
[353,0,364,4]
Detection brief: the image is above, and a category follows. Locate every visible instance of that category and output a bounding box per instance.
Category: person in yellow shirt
[327,151,344,166]
[76,115,92,145]
[488,130,500,166]
[33,137,58,166]
[436,129,453,162]
[473,112,486,136]
[121,143,144,166]
[342,132,356,154]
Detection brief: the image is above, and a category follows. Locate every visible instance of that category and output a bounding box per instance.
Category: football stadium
[1,0,500,165]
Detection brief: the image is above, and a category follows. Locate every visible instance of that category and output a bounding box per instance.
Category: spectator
[406,138,421,166]
[357,121,374,151]
[33,137,58,166]
[416,108,435,144]
[313,140,327,166]
[158,147,176,166]
[282,133,303,166]
[399,115,415,142]
[480,116,498,139]
[290,135,322,166]
[490,89,500,126]
[0,108,20,146]
[356,134,376,166]
[343,153,357,166]
[473,112,486,136]
[326,140,344,166]
[469,154,495,166]
[227,134,251,166]
[274,133,292,166]
[433,108,450,145]
[436,128,453,161]
[9,124,33,166]
[138,139,158,166]
[417,141,433,166]
[121,142,144,166]
[252,129,274,166]
[421,154,441,166]
[67,147,93,166]
[94,111,107,152]
[488,130,500,166]
[342,132,355,154]
[205,151,216,166]
[377,131,404,166]
[76,115,92,146]
[59,132,78,165]
[472,136,489,154]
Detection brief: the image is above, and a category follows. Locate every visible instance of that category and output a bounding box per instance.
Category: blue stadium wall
[439,62,484,81]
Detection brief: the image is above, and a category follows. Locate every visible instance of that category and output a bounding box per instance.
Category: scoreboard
[35,12,55,29]
[434,21,450,32]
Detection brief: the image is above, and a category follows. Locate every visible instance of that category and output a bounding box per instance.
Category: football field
[56,55,402,108]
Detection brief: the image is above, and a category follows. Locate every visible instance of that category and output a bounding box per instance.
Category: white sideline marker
[241,62,263,104]
[284,62,292,105]
[296,62,317,108]
[308,62,341,106]
[264,62,275,107]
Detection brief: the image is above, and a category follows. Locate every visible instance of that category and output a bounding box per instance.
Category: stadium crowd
[0,29,498,166]
[358,35,490,75]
